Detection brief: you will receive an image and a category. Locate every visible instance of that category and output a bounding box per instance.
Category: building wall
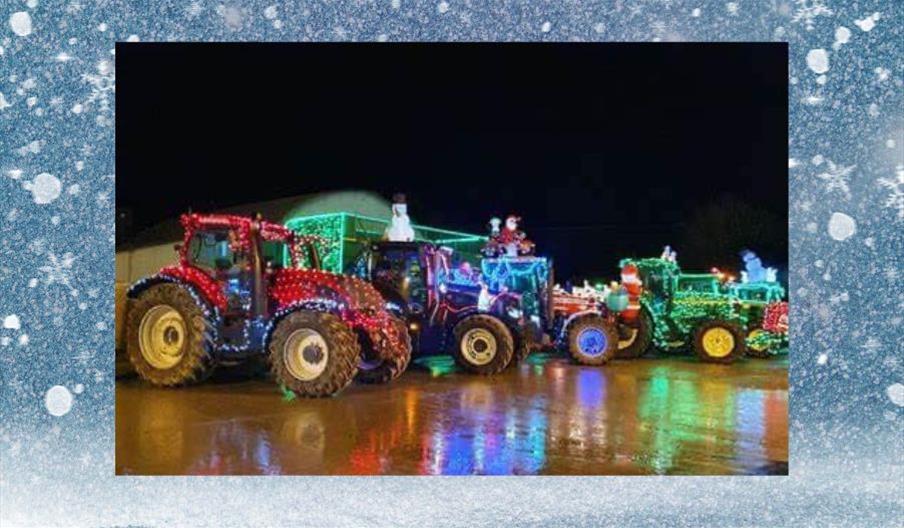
[115,242,179,283]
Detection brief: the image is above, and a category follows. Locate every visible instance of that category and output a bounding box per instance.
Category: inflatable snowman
[384,193,415,242]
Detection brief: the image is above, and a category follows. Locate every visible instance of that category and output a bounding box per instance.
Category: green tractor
[620,256,752,363]
[728,281,788,357]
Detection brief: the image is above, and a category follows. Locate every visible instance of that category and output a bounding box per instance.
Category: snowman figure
[481,217,504,257]
[384,193,415,242]
[740,249,767,283]
[660,245,677,262]
[740,249,778,283]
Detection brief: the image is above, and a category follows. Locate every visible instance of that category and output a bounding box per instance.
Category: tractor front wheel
[269,311,359,397]
[126,283,215,386]
[693,320,746,364]
[451,315,514,375]
[745,329,774,358]
[356,316,412,384]
[566,315,618,366]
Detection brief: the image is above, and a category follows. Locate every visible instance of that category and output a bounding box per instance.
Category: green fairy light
[284,212,487,273]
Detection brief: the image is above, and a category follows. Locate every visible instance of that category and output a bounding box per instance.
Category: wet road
[115,353,788,476]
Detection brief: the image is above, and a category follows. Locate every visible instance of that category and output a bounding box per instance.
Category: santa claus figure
[620,263,643,323]
[384,193,415,242]
[496,215,534,257]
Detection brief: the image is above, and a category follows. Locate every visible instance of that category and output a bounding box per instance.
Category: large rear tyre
[566,315,618,366]
[450,315,514,375]
[615,308,653,359]
[693,320,746,364]
[356,316,412,384]
[269,311,359,397]
[125,283,215,386]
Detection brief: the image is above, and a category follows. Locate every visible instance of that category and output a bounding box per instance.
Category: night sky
[117,43,788,281]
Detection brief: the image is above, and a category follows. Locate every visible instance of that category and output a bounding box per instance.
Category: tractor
[348,241,541,375]
[125,213,411,397]
[616,256,754,363]
[480,257,623,366]
[727,281,789,357]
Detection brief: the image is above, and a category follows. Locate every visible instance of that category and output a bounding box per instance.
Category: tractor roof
[179,213,294,242]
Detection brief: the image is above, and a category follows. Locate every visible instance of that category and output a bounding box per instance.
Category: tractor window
[676,276,718,293]
[372,248,425,305]
[187,230,239,273]
[261,240,288,270]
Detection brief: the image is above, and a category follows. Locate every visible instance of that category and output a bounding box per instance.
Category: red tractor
[125,213,411,397]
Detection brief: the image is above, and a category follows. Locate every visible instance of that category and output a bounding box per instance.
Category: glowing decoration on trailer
[481,257,549,321]
[482,215,535,258]
[285,212,488,274]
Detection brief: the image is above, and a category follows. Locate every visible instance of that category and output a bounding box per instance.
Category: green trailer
[283,212,487,273]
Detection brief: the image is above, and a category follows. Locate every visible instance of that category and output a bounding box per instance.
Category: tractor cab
[674,274,721,295]
[365,241,431,315]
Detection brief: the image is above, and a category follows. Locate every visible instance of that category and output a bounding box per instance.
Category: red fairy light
[762,301,789,334]
[162,213,405,355]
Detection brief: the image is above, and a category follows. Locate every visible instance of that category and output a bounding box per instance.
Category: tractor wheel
[269,311,360,397]
[126,283,215,386]
[512,334,533,363]
[450,315,514,375]
[745,329,773,358]
[615,308,654,359]
[566,315,618,366]
[693,320,746,364]
[356,316,412,384]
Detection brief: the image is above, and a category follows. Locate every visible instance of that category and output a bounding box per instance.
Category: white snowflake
[861,336,881,354]
[816,160,855,199]
[80,64,115,114]
[37,252,78,295]
[877,166,904,220]
[790,0,834,31]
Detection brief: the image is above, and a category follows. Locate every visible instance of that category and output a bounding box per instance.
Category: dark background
[116,43,788,281]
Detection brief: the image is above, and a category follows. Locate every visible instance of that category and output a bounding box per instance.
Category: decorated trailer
[282,212,487,274]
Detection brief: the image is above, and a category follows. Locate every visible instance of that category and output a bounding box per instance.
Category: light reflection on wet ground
[115,353,788,476]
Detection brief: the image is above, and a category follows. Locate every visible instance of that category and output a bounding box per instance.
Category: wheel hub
[138,305,187,369]
[577,327,608,357]
[284,329,329,381]
[461,328,497,366]
[702,327,735,358]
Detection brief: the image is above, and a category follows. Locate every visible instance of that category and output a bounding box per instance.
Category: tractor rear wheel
[269,311,359,397]
[450,315,514,375]
[126,283,215,386]
[693,320,746,364]
[615,308,653,359]
[356,316,412,384]
[566,315,618,366]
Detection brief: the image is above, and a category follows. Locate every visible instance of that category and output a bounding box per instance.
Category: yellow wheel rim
[701,327,735,358]
[138,305,187,369]
[747,329,768,352]
[460,328,497,366]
